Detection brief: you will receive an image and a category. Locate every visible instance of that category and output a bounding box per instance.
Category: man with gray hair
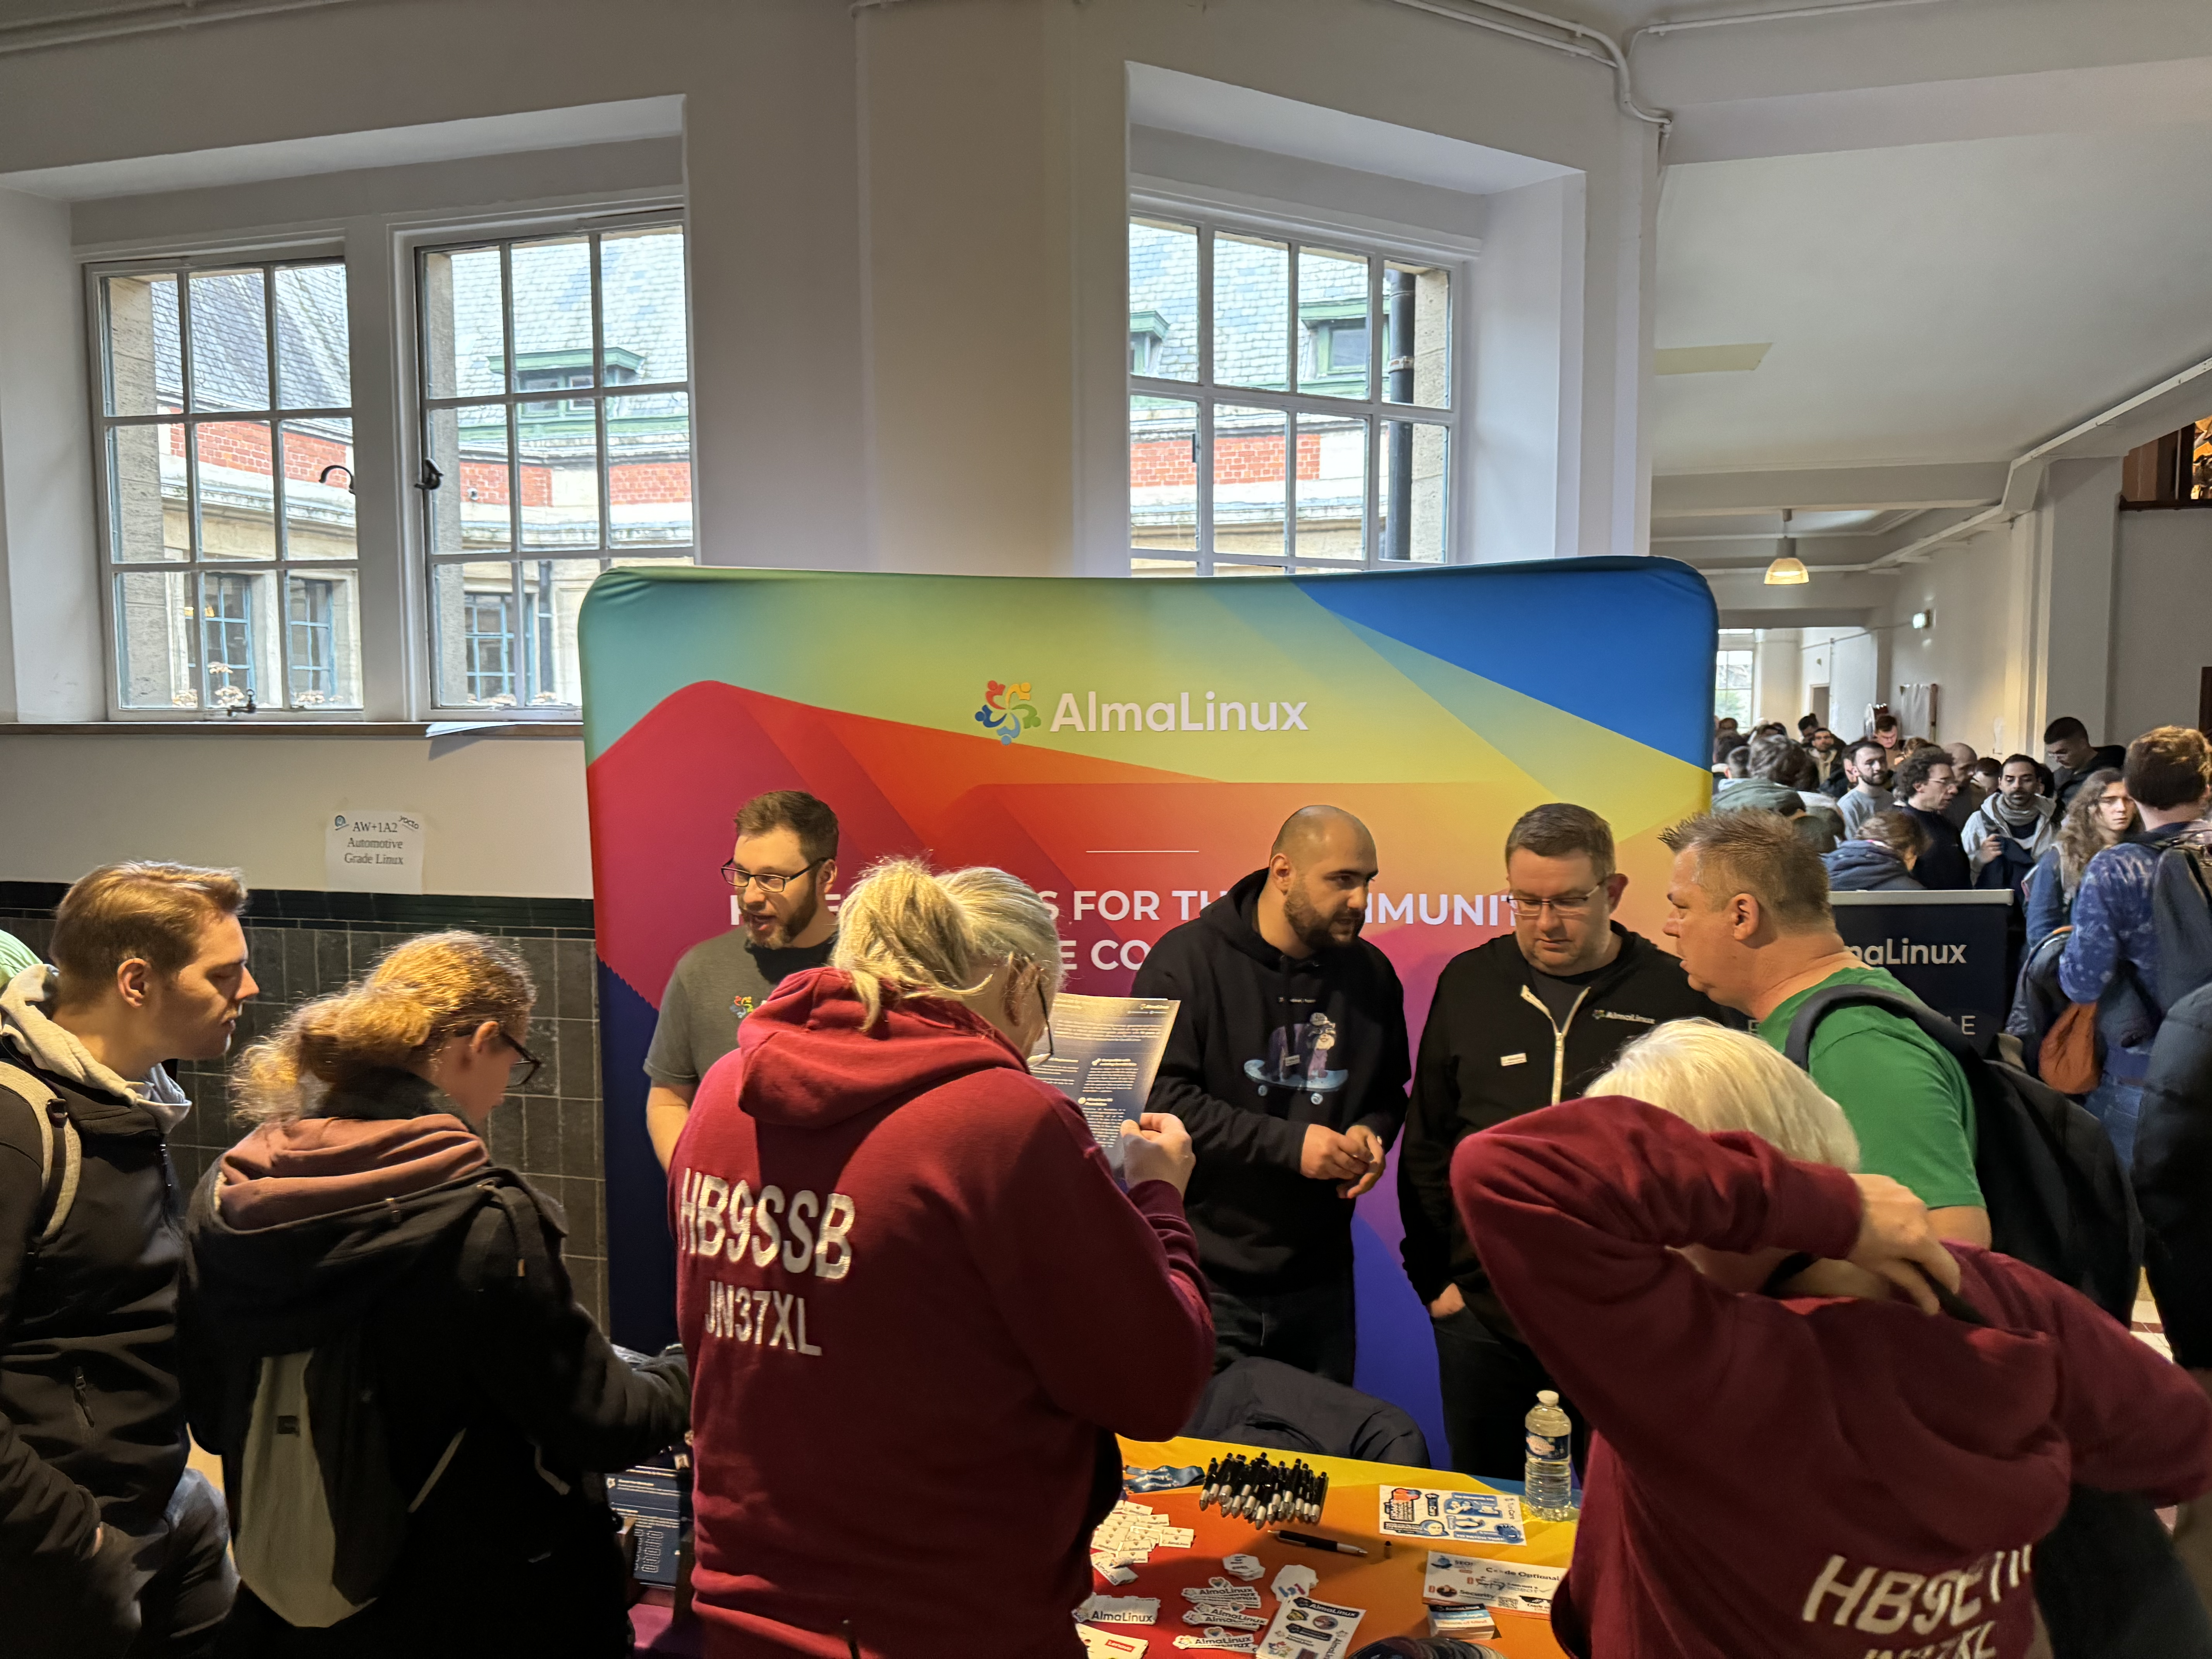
[1658,811,1990,1247]
[1134,805,1410,1382]
[1397,802,1731,1477]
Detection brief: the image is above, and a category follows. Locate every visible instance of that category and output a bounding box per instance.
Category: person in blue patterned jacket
[2059,726,2212,1167]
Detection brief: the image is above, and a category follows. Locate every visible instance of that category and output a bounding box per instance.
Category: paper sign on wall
[326,809,426,893]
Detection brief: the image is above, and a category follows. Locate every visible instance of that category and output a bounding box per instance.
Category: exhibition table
[634,1434,1577,1654]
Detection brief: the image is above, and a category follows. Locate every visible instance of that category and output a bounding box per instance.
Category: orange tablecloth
[1109,1436,1574,1658]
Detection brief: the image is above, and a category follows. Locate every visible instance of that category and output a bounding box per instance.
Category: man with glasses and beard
[1132,805,1410,1382]
[1396,804,1734,1477]
[644,791,840,1168]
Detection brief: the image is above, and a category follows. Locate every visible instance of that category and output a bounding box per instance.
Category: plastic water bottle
[1523,1390,1577,1522]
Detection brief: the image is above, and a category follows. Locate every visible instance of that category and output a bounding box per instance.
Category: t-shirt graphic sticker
[1245,1012,1347,1103]
[731,994,758,1024]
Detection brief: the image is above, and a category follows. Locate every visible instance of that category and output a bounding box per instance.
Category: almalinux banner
[579,560,1718,1450]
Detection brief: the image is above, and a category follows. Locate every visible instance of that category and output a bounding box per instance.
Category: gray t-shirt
[643,930,837,1089]
[1839,783,1894,839]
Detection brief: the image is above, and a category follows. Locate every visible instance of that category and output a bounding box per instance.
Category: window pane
[1130,558,1198,577]
[287,571,361,709]
[107,424,186,562]
[115,570,198,708]
[600,226,688,385]
[1128,218,1197,385]
[1213,404,1286,560]
[516,557,603,708]
[519,415,599,551]
[199,568,278,709]
[194,421,277,561]
[1298,247,1369,398]
[274,263,350,410]
[1213,562,1285,577]
[512,236,593,392]
[1213,234,1288,392]
[426,405,511,555]
[608,392,691,548]
[188,269,268,412]
[421,245,505,399]
[1379,419,1450,562]
[104,273,180,417]
[1295,412,1367,560]
[1384,261,1451,409]
[281,419,355,560]
[1130,393,1198,554]
[433,562,520,708]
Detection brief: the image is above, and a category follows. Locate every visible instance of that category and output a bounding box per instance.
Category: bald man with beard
[1132,806,1411,1382]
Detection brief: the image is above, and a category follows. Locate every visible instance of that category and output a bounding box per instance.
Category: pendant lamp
[1764,508,1810,585]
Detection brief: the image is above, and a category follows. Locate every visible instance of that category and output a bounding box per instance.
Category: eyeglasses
[1510,890,1602,919]
[720,856,826,894]
[500,1030,544,1090]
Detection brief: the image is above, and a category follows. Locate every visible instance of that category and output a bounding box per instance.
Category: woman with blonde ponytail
[672,857,1215,1656]
[183,932,688,1656]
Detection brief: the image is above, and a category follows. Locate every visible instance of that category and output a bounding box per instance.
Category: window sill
[0,721,584,738]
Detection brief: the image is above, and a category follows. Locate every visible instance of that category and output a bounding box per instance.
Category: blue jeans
[1206,1266,1356,1385]
[2088,1078,2145,1174]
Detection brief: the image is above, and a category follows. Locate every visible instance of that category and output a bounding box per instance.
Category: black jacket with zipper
[1132,870,1410,1293]
[182,1071,688,1652]
[1396,925,1738,1328]
[0,1032,189,1649]
[2137,981,2212,1368]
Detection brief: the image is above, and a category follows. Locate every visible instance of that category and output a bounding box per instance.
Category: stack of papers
[1091,1499,1196,1578]
[1421,1553,1567,1615]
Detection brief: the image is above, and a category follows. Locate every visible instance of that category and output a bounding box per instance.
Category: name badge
[1499,1053,1527,1067]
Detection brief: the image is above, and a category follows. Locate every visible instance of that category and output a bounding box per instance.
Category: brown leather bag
[2040,1000,2102,1095]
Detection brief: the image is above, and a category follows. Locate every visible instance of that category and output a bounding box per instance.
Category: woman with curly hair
[2025,768,2135,947]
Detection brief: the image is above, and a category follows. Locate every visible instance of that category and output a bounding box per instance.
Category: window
[95,258,361,712]
[1128,211,1458,577]
[417,222,694,710]
[1714,649,1753,729]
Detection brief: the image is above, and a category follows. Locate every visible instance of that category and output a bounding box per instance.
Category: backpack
[1784,986,2142,1321]
[2153,836,2212,1011]
[0,1059,82,1257]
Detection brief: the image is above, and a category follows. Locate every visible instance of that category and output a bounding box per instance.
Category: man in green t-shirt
[1657,810,1990,1245]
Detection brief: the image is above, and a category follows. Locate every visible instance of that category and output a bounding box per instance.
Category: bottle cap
[1537,1390,1559,1406]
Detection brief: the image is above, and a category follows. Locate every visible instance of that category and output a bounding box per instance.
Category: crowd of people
[6,728,2212,1656]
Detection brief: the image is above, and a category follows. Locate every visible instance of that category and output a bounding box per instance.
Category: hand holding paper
[1121,1113,1196,1195]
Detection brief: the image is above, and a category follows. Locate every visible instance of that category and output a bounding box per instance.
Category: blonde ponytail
[831,857,1062,1028]
[232,930,535,1123]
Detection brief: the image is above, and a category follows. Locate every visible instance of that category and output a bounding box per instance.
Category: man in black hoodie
[0,862,257,1657]
[1397,804,1733,1478]
[1133,805,1409,1383]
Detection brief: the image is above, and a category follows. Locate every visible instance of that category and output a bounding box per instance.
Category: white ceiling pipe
[0,0,373,57]
[1628,0,1959,45]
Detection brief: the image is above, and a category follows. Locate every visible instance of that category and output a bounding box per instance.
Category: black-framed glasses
[720,856,826,894]
[500,1030,544,1090]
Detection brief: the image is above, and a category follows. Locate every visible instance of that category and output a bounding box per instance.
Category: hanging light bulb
[1764,507,1810,585]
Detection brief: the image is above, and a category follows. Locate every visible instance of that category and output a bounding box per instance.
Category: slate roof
[1130,220,1368,392]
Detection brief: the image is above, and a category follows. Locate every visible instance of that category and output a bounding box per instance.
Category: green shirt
[1755,964,1983,1211]
[0,929,37,986]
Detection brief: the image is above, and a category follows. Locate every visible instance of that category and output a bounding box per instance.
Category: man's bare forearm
[646,1080,697,1170]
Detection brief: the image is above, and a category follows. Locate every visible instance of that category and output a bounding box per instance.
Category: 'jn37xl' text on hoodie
[1454,1097,2212,1659]
[1131,870,1410,1293]
[671,967,1214,1659]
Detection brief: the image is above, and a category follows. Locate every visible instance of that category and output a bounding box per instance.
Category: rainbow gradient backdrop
[580,559,1718,1453]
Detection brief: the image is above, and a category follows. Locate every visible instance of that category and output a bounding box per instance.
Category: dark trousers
[4,1467,235,1659]
[1207,1266,1357,1385]
[1434,1305,1585,1483]
[2036,1485,2212,1658]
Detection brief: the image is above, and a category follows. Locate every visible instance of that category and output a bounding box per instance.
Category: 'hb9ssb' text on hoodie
[1453,1097,2212,1659]
[670,967,1214,1659]
[1130,870,1410,1292]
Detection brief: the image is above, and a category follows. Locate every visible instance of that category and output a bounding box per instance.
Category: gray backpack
[0,1060,81,1255]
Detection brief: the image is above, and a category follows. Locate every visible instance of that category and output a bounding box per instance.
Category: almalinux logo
[1848,939,1971,966]
[975,680,1041,745]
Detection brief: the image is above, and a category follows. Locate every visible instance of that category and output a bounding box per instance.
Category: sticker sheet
[1092,1499,1198,1575]
[1256,1594,1365,1659]
[1080,1627,1151,1657]
[1377,1484,1527,1546]
[1422,1553,1567,1614]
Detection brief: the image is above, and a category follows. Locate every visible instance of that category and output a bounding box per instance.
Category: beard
[1285,885,1360,953]
[747,885,821,949]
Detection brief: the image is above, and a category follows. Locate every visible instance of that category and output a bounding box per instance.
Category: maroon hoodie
[1453,1097,2212,1659]
[670,968,1214,1658]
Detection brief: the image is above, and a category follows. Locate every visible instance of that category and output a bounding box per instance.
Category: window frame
[401,206,695,717]
[1125,191,1473,578]
[84,242,362,721]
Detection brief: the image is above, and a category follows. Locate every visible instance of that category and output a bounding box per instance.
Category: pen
[1273,1529,1368,1556]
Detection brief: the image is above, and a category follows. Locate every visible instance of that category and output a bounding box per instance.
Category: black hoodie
[1131,870,1410,1291]
[183,1070,687,1643]
[1396,925,1736,1324]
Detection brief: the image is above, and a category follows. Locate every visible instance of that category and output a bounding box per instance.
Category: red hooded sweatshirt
[1452,1097,2212,1659]
[670,968,1215,1658]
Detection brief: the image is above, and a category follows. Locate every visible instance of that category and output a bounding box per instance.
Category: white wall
[1880,521,2038,758]
[2111,509,2212,741]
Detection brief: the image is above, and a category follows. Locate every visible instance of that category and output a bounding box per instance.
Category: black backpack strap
[1783,983,1975,1071]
